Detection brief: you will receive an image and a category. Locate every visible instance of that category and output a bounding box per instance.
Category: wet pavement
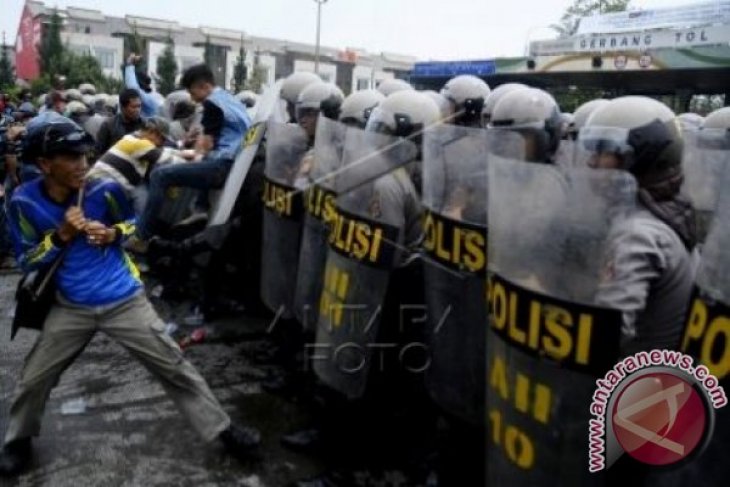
[0,271,326,487]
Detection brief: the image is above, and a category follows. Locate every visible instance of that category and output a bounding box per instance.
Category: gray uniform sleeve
[596,214,675,351]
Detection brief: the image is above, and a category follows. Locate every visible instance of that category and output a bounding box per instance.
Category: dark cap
[40,122,94,157]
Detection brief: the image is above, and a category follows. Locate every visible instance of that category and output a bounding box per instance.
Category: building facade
[14,1,417,94]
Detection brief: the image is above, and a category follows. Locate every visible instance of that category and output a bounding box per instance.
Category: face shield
[578,126,635,170]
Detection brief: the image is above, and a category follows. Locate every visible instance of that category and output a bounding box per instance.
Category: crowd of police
[2,58,730,486]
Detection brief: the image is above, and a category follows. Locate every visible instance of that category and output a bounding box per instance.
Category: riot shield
[421,125,514,425]
[260,121,310,318]
[312,131,418,399]
[293,117,348,329]
[673,163,730,485]
[486,156,637,486]
[209,79,284,226]
[555,138,578,168]
[681,128,730,243]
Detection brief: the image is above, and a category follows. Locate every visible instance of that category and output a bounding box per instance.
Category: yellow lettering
[575,314,593,365]
[489,355,510,401]
[505,426,535,469]
[542,305,573,361]
[491,282,508,331]
[352,223,370,260]
[463,230,485,273]
[508,291,526,344]
[701,316,730,380]
[682,298,708,351]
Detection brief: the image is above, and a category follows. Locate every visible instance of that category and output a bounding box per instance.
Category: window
[84,26,91,34]
[70,44,91,57]
[320,73,332,83]
[94,48,115,69]
[357,78,370,91]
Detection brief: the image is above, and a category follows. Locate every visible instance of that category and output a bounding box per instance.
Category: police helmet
[490,87,562,162]
[366,90,441,138]
[376,79,413,97]
[281,72,322,104]
[296,82,345,122]
[339,89,385,128]
[236,90,258,108]
[79,83,97,95]
[580,96,683,185]
[64,88,83,102]
[440,75,490,126]
[702,107,730,130]
[481,83,529,127]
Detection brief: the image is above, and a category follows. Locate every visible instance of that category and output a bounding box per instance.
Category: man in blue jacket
[125,53,163,118]
[137,64,251,239]
[0,120,260,476]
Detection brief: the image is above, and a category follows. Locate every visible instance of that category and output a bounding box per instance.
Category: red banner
[15,4,41,80]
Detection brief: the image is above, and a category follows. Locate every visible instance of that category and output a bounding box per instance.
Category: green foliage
[0,42,14,90]
[38,9,65,79]
[552,0,631,38]
[690,95,726,115]
[244,51,267,93]
[155,36,178,96]
[232,41,248,92]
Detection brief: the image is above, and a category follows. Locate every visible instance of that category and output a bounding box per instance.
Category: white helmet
[571,99,610,136]
[703,107,730,130]
[66,100,89,115]
[78,83,96,95]
[422,90,454,122]
[440,75,490,126]
[81,94,95,107]
[366,90,440,138]
[236,90,258,108]
[64,88,83,102]
[296,82,345,121]
[281,72,322,104]
[490,87,563,162]
[677,112,705,132]
[339,89,385,128]
[482,83,529,127]
[376,78,413,97]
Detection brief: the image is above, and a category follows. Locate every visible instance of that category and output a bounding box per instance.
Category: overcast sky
[1,0,693,60]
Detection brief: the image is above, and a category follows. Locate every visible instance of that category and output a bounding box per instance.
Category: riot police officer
[490,87,563,164]
[440,74,490,127]
[280,72,322,123]
[581,96,698,354]
[481,82,529,127]
[339,89,385,129]
[376,78,413,97]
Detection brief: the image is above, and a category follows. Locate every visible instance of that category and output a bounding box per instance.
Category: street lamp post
[313,0,328,75]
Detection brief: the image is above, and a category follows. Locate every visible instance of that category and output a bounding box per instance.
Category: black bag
[11,251,65,340]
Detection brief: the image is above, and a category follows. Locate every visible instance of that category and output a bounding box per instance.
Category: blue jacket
[124,65,162,118]
[206,87,251,160]
[9,178,141,306]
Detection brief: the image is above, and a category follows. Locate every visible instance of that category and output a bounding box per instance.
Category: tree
[38,9,65,79]
[0,36,15,90]
[203,36,214,67]
[123,24,147,73]
[232,38,248,93]
[552,0,631,38]
[244,50,267,93]
[155,35,178,96]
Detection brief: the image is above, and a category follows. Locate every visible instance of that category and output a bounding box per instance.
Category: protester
[95,88,144,155]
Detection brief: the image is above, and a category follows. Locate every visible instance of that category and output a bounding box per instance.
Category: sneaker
[219,425,261,458]
[0,438,32,477]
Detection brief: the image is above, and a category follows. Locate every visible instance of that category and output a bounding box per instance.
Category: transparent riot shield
[260,121,310,318]
[293,117,348,329]
[421,125,519,425]
[486,155,638,486]
[312,130,418,399]
[682,128,730,243]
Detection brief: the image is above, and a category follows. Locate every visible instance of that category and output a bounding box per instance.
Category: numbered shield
[260,121,311,318]
[682,128,730,243]
[673,165,730,485]
[421,124,510,425]
[294,117,348,330]
[486,156,638,486]
[312,131,418,399]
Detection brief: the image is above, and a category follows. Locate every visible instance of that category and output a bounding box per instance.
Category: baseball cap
[40,122,94,157]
